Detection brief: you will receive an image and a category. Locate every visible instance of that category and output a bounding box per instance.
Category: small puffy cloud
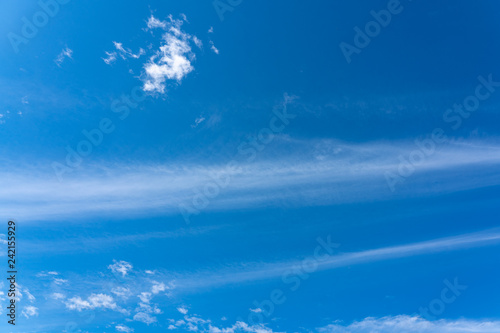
[21,305,38,319]
[177,307,188,315]
[103,14,200,94]
[133,312,157,325]
[65,296,91,311]
[142,16,197,94]
[208,27,214,33]
[151,281,167,294]
[249,308,262,313]
[66,293,128,314]
[116,324,134,333]
[108,260,133,277]
[51,292,66,300]
[138,292,152,304]
[47,271,59,275]
[318,315,500,333]
[55,47,73,67]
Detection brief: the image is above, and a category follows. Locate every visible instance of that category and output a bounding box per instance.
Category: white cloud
[161,228,500,291]
[133,311,157,325]
[105,14,200,93]
[24,288,36,302]
[108,260,133,277]
[151,281,167,294]
[147,15,167,30]
[208,27,214,33]
[112,286,132,300]
[318,315,500,333]
[103,42,144,65]
[51,292,66,300]
[66,296,90,311]
[249,308,262,313]
[5,101,500,223]
[209,41,219,54]
[138,292,152,304]
[113,42,145,59]
[53,278,68,285]
[116,324,134,332]
[65,293,128,314]
[21,305,38,319]
[55,47,73,67]
[141,16,197,94]
[191,116,205,128]
[177,307,188,314]
[103,51,117,65]
[193,36,203,48]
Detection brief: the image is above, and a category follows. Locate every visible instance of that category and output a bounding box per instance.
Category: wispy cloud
[22,226,219,255]
[21,305,38,319]
[2,138,500,221]
[103,42,145,65]
[55,47,73,67]
[169,228,500,290]
[209,40,219,54]
[146,15,167,30]
[103,51,118,65]
[191,115,205,128]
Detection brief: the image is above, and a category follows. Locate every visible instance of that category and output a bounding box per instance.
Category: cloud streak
[2,138,500,221]
[169,228,500,290]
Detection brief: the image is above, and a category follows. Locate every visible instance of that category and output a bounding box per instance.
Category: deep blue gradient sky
[1,1,500,332]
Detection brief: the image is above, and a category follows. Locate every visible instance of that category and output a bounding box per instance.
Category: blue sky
[1,0,500,332]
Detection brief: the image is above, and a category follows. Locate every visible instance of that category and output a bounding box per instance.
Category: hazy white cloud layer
[1,139,500,221]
